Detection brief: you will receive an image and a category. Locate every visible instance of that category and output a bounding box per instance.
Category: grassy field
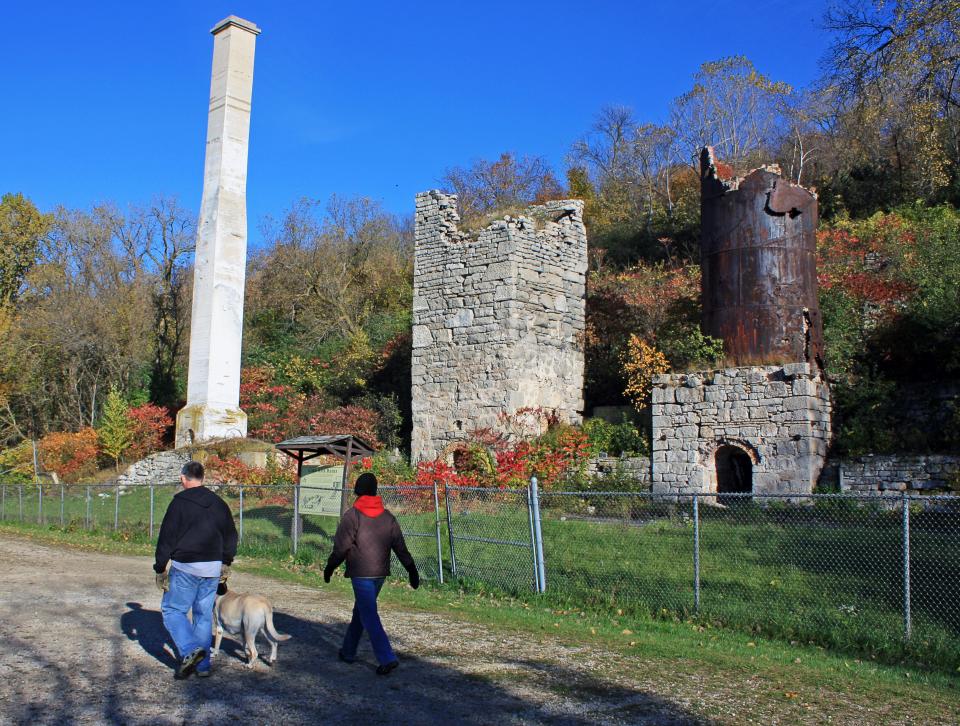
[3,482,958,674]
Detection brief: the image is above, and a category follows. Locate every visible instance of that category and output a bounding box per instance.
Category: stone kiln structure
[411,191,588,462]
[651,149,832,496]
[651,364,831,495]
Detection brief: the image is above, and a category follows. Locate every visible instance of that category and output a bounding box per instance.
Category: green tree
[0,193,51,306]
[98,386,132,470]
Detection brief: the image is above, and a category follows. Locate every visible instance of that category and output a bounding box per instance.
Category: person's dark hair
[354,472,377,497]
[181,461,205,482]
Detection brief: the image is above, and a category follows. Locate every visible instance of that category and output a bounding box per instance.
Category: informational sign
[299,464,344,516]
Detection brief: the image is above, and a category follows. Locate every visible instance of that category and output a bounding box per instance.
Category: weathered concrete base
[651,363,831,496]
[175,404,247,448]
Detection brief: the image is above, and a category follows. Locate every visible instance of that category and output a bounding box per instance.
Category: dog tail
[266,610,292,642]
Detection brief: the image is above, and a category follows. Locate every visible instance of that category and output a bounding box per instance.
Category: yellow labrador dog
[213,589,291,667]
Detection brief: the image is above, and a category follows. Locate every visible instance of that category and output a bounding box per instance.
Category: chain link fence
[2,479,958,666]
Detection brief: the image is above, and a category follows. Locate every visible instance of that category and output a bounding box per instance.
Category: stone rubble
[116,450,191,488]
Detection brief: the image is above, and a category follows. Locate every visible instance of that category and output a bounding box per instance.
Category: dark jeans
[340,577,396,665]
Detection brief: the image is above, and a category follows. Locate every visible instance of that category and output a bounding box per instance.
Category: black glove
[408,568,420,590]
[323,566,333,584]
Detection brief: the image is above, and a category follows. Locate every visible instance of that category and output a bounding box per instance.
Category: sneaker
[375,660,399,676]
[175,648,206,680]
[337,650,355,664]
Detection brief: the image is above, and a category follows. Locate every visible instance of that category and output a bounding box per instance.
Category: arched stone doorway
[715,445,752,502]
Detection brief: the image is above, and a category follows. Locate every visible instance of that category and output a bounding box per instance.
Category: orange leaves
[38,428,100,483]
[622,335,669,410]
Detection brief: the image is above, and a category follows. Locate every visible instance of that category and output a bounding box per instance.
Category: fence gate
[444,484,542,593]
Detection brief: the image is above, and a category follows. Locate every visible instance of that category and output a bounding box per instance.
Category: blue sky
[2,0,830,246]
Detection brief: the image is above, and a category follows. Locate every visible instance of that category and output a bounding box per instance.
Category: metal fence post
[530,476,546,593]
[291,485,299,554]
[60,485,65,527]
[114,483,120,531]
[432,482,444,585]
[1,484,5,521]
[37,482,43,524]
[18,485,23,522]
[693,494,701,613]
[444,485,458,580]
[85,486,91,529]
[902,492,912,640]
[238,485,244,544]
[149,486,155,540]
[526,484,541,593]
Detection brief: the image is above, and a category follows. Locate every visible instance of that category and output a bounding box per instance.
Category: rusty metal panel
[700,147,824,367]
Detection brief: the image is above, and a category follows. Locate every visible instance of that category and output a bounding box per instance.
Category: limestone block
[675,387,704,404]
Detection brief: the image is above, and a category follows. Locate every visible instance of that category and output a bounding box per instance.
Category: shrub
[38,428,100,483]
[582,418,614,455]
[308,406,382,448]
[583,416,648,457]
[0,441,35,483]
[206,454,295,488]
[365,451,414,486]
[126,404,173,460]
[607,417,648,457]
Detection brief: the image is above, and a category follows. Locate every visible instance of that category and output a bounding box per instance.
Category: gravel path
[0,537,704,725]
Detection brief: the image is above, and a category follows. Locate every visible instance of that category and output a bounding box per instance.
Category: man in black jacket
[154,461,237,679]
[323,472,419,675]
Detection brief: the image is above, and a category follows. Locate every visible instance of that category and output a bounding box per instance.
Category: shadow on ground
[11,601,707,725]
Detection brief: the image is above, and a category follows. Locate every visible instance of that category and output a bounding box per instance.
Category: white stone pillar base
[175,404,248,448]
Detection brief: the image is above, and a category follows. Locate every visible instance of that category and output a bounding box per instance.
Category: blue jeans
[340,577,396,666]
[161,568,218,672]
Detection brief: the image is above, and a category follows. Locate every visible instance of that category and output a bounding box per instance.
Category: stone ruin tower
[650,148,832,497]
[411,191,588,462]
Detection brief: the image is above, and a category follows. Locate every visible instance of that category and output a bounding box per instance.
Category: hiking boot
[375,660,399,676]
[196,668,212,678]
[338,650,355,664]
[175,648,206,680]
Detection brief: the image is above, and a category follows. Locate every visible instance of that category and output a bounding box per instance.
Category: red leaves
[816,214,917,309]
[307,406,382,448]
[126,404,172,460]
[240,366,381,446]
[399,423,590,492]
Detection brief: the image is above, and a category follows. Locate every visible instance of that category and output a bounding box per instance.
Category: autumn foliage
[126,404,173,460]
[38,428,100,482]
[622,335,670,409]
[240,365,382,446]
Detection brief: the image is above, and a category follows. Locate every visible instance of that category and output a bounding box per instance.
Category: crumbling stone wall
[117,450,192,487]
[588,455,651,489]
[839,455,960,494]
[411,191,588,462]
[651,363,831,495]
